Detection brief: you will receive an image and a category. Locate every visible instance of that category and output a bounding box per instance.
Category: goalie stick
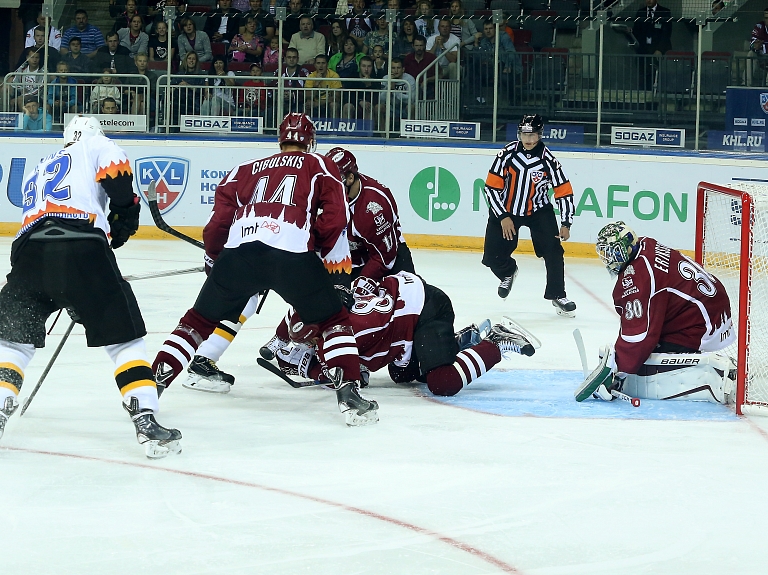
[146,180,270,313]
[19,266,204,417]
[256,358,328,389]
[572,329,640,407]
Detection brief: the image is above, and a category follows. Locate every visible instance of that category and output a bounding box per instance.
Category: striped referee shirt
[484,141,575,226]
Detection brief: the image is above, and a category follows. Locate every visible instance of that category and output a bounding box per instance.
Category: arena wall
[1,135,766,256]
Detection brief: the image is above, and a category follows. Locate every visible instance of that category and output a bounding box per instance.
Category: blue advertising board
[725,87,768,131]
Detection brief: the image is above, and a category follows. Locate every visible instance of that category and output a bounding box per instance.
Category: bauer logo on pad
[135,157,190,214]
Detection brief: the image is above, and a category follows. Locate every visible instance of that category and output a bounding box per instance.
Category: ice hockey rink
[2,238,768,575]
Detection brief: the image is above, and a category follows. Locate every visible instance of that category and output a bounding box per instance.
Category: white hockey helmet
[63,115,104,146]
[595,221,640,277]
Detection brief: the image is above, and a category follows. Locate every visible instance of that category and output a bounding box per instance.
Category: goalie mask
[595,221,640,277]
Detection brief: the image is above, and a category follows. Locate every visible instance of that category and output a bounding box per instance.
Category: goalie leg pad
[622,352,735,404]
[574,347,615,402]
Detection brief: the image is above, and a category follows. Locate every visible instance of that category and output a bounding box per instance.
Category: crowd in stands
[4,0,539,131]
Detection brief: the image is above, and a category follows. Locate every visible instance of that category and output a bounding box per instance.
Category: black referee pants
[481,205,566,300]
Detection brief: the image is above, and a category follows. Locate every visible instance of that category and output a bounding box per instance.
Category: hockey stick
[572,329,640,407]
[19,266,203,417]
[146,180,205,249]
[256,358,328,389]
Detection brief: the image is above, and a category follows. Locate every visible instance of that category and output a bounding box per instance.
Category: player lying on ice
[268,271,537,397]
[575,221,737,405]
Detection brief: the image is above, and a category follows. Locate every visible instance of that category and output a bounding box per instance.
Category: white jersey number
[678,256,717,297]
[22,152,72,214]
[248,174,296,207]
[625,299,643,320]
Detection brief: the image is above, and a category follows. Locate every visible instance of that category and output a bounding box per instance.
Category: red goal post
[696,181,768,415]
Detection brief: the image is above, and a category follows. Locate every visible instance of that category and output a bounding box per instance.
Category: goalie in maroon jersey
[273,271,537,397]
[152,113,380,426]
[575,221,737,405]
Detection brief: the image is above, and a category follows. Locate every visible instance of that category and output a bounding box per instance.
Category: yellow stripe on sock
[0,362,23,378]
[213,327,236,342]
[0,380,20,394]
[120,379,157,395]
[114,359,152,378]
[238,315,247,324]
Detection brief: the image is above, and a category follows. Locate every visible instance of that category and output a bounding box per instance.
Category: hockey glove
[108,195,141,249]
[204,253,215,275]
[334,284,354,310]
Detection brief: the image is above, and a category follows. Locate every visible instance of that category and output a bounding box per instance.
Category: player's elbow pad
[101,173,135,207]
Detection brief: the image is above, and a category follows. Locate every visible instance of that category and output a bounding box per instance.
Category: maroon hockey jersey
[348,173,406,280]
[613,237,734,374]
[203,151,351,273]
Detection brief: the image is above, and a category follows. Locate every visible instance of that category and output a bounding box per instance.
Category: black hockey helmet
[518,114,544,138]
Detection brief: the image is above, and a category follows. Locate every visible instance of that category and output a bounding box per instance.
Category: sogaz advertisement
[1,137,767,252]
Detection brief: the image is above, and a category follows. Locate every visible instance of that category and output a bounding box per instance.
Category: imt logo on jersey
[135,156,189,213]
[409,167,460,222]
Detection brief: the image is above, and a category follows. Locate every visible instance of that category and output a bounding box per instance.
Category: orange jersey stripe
[485,172,504,190]
[95,159,132,182]
[504,168,517,212]
[553,181,573,199]
[526,181,535,214]
[324,256,352,275]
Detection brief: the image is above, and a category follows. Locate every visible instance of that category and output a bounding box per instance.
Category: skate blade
[555,308,576,319]
[343,408,380,427]
[501,316,542,349]
[144,439,182,459]
[182,375,231,394]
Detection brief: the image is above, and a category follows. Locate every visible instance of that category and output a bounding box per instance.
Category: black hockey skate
[456,319,492,351]
[552,297,576,318]
[259,335,289,361]
[497,269,518,300]
[331,369,379,426]
[123,397,182,459]
[487,324,536,358]
[183,355,235,394]
[0,396,19,440]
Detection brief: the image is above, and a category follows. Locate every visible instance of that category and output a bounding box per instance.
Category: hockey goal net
[696,181,768,415]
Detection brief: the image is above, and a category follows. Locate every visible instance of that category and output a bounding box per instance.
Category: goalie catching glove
[107,194,141,249]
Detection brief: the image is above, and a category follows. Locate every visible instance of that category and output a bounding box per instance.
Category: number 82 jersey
[17,134,132,238]
[613,236,734,374]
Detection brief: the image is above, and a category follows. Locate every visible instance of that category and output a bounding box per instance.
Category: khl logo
[135,156,189,214]
[409,167,460,222]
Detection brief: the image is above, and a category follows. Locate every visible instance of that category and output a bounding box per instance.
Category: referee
[481,114,577,317]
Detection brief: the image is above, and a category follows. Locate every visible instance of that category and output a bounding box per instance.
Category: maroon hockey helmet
[278,113,316,151]
[326,147,358,176]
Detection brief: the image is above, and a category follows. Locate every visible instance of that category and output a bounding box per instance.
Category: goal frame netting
[696,181,763,416]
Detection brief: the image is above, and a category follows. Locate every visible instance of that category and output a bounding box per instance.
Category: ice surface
[1,239,767,575]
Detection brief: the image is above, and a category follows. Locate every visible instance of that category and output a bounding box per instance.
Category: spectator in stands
[346,0,374,51]
[62,37,94,74]
[633,0,672,56]
[281,46,310,111]
[148,0,187,32]
[240,62,269,115]
[282,0,305,45]
[149,20,176,62]
[263,36,281,67]
[363,13,390,54]
[289,15,327,64]
[403,34,435,82]
[237,0,276,41]
[109,0,127,18]
[128,53,159,115]
[22,95,51,131]
[341,54,380,120]
[202,56,237,115]
[90,69,123,112]
[205,0,243,43]
[414,0,439,39]
[61,10,106,58]
[305,52,342,115]
[449,0,481,51]
[101,96,120,113]
[264,0,290,16]
[230,17,265,63]
[178,17,213,62]
[427,18,459,79]
[25,10,62,51]
[327,20,350,57]
[174,51,206,117]
[48,61,79,119]
[17,26,61,72]
[751,8,768,55]
[95,32,134,74]
[372,44,387,77]
[113,0,142,34]
[473,20,521,103]
[119,15,150,59]
[376,57,414,129]
[393,16,417,58]
[7,48,43,112]
[387,0,403,34]
[330,37,364,85]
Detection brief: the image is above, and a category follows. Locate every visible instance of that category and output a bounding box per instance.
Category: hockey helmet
[517,114,544,138]
[278,112,316,152]
[595,221,640,277]
[326,147,358,176]
[63,115,104,146]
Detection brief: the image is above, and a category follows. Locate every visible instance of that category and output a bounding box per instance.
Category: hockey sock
[106,338,158,413]
[426,340,501,396]
[0,340,35,403]
[153,309,217,388]
[317,310,361,381]
[196,294,260,362]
